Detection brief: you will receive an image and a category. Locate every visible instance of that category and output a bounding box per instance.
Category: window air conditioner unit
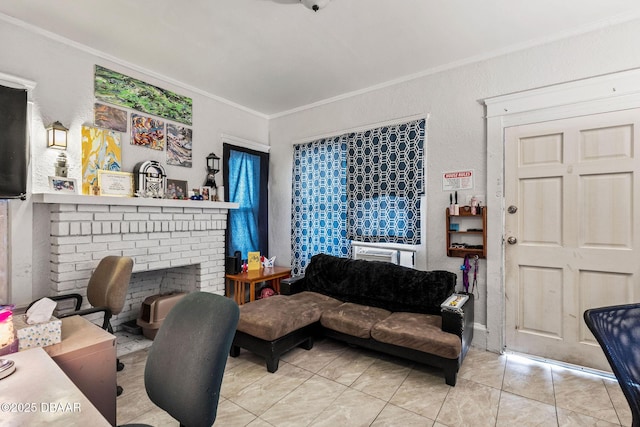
[351,242,416,268]
[352,247,399,265]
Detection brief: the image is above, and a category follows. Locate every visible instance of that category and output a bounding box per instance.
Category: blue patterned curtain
[346,119,425,244]
[291,118,425,274]
[291,136,349,275]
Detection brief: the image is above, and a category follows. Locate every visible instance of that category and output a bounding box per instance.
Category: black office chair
[122,292,239,427]
[584,303,640,427]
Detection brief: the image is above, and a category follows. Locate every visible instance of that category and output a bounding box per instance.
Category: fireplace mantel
[31,193,239,209]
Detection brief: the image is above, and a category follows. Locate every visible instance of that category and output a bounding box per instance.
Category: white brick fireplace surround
[32,194,238,330]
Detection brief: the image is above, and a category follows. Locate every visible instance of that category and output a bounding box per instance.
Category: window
[346,119,424,243]
[291,136,348,274]
[223,144,269,259]
[291,118,425,274]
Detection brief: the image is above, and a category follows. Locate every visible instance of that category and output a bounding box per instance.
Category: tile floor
[115,332,632,426]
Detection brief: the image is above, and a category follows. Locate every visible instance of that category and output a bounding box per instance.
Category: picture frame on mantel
[49,176,77,194]
[97,170,134,197]
[200,186,212,201]
[166,179,188,200]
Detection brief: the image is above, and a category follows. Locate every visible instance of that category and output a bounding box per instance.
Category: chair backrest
[144,292,239,427]
[584,304,640,426]
[86,256,133,315]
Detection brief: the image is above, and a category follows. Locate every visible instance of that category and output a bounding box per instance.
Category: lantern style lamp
[46,121,68,149]
[204,152,220,189]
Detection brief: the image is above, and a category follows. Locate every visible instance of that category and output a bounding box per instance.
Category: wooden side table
[226,266,292,305]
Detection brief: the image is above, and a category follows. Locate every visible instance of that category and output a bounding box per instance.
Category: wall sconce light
[46,121,68,150]
[204,152,220,189]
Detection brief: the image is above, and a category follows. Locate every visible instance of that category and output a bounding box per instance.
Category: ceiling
[2,0,640,117]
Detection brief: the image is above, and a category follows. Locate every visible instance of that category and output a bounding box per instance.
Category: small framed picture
[200,186,212,201]
[166,179,188,199]
[49,176,77,194]
[97,170,134,197]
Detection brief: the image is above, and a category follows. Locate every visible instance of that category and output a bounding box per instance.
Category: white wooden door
[504,108,640,370]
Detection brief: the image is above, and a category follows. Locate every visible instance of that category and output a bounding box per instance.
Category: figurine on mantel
[133,160,167,198]
[54,152,68,177]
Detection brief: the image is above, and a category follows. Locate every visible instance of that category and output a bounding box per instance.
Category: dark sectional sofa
[230,253,474,386]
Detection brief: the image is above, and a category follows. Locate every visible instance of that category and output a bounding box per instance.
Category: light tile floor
[114,332,632,426]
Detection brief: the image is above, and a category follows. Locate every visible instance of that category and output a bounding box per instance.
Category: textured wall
[267,18,640,337]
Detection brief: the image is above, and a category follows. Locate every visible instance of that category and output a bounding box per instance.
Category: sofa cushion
[302,254,456,315]
[321,302,391,339]
[371,312,461,359]
[237,295,323,341]
[287,291,343,311]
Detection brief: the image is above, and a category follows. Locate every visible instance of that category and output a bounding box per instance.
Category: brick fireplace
[33,194,237,329]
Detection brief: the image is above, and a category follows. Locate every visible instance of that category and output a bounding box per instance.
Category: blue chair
[584,304,640,427]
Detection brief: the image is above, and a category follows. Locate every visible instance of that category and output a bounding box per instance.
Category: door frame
[482,68,640,354]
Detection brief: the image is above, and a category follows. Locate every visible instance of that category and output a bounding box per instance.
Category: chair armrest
[60,306,113,332]
[441,292,474,344]
[26,293,83,312]
[280,275,306,295]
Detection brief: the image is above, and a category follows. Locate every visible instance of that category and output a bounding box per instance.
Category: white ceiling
[2,0,640,117]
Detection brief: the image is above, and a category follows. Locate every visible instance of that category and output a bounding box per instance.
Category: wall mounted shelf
[446,207,487,258]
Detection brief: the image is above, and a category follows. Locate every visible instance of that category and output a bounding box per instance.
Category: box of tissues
[13,315,62,350]
[13,298,62,351]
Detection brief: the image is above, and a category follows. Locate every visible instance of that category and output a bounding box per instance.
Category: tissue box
[12,314,62,351]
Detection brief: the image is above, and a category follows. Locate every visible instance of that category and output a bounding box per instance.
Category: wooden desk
[44,316,117,426]
[226,266,292,305]
[1,347,111,426]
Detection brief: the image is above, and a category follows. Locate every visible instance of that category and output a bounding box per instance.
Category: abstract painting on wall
[131,114,165,150]
[94,103,127,132]
[81,125,122,195]
[166,124,193,168]
[94,65,193,125]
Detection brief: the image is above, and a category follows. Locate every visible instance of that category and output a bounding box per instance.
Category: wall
[0,20,268,305]
[268,18,640,347]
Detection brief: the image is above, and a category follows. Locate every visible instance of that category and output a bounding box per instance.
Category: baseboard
[471,322,488,350]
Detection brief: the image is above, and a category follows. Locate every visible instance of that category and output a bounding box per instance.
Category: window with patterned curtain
[291,135,349,275]
[291,118,425,274]
[346,118,425,244]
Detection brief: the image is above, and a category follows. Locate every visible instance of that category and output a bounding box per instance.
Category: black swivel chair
[122,291,239,427]
[584,303,640,427]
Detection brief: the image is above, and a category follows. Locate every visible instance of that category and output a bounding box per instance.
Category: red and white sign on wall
[442,170,474,191]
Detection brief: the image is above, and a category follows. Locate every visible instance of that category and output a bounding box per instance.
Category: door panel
[580,173,632,248]
[518,265,564,338]
[520,177,563,245]
[505,108,640,371]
